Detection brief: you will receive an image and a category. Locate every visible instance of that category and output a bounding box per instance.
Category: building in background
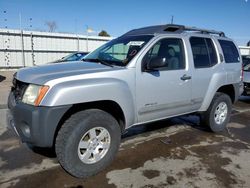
[0,28,112,68]
[239,46,250,56]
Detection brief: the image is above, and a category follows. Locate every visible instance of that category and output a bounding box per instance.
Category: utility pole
[85,25,94,52]
[3,10,10,67]
[4,10,7,28]
[29,18,35,66]
[19,13,25,67]
[86,25,89,52]
[171,15,174,24]
[75,19,79,52]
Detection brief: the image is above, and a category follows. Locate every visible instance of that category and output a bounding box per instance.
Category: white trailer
[239,46,250,56]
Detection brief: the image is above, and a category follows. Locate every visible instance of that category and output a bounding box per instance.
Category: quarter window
[190,37,218,68]
[218,40,240,63]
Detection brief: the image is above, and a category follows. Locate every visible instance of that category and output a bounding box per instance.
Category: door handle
[180,74,192,81]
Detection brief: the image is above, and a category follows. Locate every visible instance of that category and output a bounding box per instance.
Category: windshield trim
[82,58,114,67]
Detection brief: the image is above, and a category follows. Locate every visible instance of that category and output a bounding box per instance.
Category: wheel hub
[214,102,228,125]
[77,127,111,164]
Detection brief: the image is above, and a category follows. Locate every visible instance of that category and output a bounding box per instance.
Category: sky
[0,0,249,45]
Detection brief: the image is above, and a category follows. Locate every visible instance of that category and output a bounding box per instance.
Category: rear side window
[218,40,240,63]
[190,37,218,68]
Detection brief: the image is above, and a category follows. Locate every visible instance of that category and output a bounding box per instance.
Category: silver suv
[7,24,243,178]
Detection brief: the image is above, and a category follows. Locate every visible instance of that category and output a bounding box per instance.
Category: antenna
[171,15,174,24]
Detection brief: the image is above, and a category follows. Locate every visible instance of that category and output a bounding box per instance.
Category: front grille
[11,78,29,102]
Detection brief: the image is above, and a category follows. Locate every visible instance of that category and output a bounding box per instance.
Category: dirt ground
[0,71,250,188]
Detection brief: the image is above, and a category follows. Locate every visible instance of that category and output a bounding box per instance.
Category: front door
[136,37,192,122]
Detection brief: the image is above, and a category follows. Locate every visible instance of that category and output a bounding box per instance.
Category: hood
[16,61,114,85]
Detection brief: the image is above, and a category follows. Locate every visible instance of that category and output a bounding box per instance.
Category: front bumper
[7,92,71,147]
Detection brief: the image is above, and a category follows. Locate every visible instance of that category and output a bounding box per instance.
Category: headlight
[22,84,49,106]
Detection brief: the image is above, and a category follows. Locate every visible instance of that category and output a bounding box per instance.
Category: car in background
[51,52,88,63]
[242,55,250,96]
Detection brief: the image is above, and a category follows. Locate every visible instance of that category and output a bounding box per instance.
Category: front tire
[201,92,232,132]
[55,109,121,178]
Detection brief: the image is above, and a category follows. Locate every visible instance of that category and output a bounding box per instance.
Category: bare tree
[45,21,57,32]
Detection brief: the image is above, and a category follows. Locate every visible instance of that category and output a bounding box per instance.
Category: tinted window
[190,37,218,68]
[206,39,218,66]
[218,40,240,63]
[143,38,185,70]
[243,56,250,71]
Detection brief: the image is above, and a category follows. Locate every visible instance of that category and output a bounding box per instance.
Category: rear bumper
[7,92,71,147]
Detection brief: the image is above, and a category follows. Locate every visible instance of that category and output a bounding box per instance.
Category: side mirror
[146,57,167,71]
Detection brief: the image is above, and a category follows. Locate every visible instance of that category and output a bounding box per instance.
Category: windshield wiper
[82,58,113,67]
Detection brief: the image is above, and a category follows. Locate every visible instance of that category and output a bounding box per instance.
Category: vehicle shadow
[0,75,6,82]
[29,114,208,158]
[122,114,209,140]
[239,96,250,104]
[27,144,57,158]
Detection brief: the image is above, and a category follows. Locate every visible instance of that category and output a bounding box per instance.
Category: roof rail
[164,24,225,37]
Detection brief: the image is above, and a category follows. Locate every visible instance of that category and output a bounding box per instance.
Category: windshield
[243,56,250,71]
[84,35,153,66]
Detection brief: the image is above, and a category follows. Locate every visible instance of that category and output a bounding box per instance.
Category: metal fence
[0,28,112,68]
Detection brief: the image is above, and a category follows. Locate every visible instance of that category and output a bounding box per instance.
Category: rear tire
[201,92,232,132]
[55,109,121,178]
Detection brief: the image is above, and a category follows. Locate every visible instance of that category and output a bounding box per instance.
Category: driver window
[143,38,185,70]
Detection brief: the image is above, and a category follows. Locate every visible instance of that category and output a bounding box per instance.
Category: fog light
[21,124,31,138]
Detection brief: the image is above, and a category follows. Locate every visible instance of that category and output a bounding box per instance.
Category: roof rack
[164,24,225,37]
[122,24,226,37]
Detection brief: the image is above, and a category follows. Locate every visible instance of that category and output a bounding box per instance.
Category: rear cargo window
[218,40,240,63]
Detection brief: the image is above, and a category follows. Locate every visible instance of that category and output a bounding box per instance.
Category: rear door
[189,37,219,110]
